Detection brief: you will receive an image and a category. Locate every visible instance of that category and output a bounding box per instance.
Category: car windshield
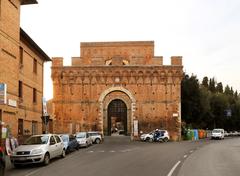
[61,135,69,142]
[24,136,49,145]
[212,130,222,133]
[76,133,86,138]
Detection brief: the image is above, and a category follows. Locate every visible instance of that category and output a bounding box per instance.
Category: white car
[88,131,103,144]
[140,132,154,141]
[140,130,170,142]
[75,132,92,147]
[211,129,224,140]
[10,134,65,167]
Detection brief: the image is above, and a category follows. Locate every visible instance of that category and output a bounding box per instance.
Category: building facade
[0,0,51,138]
[52,41,183,140]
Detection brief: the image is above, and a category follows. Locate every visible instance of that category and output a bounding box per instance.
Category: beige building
[52,41,183,140]
[0,0,51,138]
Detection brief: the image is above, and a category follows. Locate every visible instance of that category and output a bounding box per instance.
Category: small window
[19,47,23,65]
[18,119,23,135]
[33,58,37,73]
[18,81,22,98]
[50,136,56,145]
[33,88,37,103]
[54,135,61,143]
[32,121,38,135]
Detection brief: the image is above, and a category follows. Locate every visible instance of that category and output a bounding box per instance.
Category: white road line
[167,160,181,176]
[88,151,94,153]
[189,150,193,153]
[109,150,115,153]
[98,150,105,153]
[183,155,188,158]
[24,169,40,176]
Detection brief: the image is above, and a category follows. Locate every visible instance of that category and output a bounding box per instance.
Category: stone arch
[98,86,136,137]
[99,86,136,103]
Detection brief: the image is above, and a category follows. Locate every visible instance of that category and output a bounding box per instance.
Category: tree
[202,76,209,89]
[216,82,223,93]
[210,94,229,129]
[209,78,216,93]
[181,73,201,127]
[224,85,231,95]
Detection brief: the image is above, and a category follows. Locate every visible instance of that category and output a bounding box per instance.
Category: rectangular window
[18,81,22,98]
[18,119,23,135]
[32,121,38,135]
[19,47,23,65]
[33,58,37,73]
[33,88,37,103]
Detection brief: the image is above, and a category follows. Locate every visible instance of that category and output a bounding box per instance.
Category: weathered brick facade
[52,41,183,140]
[0,0,50,138]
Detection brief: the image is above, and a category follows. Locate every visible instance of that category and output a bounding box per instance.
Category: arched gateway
[98,86,136,136]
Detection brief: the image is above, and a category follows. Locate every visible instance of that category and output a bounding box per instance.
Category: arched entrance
[107,99,127,135]
[98,86,136,137]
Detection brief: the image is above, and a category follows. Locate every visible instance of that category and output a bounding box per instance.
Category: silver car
[11,134,65,167]
[88,131,103,144]
[75,132,92,147]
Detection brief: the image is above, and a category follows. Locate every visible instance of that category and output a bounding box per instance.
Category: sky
[20,0,240,100]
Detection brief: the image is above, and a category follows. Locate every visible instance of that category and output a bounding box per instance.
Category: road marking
[189,150,193,153]
[183,155,188,158]
[98,150,105,153]
[120,149,131,152]
[167,161,181,176]
[88,151,94,153]
[109,150,116,153]
[24,169,40,176]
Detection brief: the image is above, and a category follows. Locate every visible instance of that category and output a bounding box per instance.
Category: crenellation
[171,56,182,66]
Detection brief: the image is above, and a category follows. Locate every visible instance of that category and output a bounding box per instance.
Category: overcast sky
[20,0,240,100]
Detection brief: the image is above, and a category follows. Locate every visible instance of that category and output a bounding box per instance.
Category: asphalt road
[5,136,214,176]
[178,137,240,176]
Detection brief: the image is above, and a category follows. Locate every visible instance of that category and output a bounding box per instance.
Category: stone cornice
[80,41,154,47]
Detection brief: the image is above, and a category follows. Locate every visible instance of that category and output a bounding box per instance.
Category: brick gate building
[51,41,183,140]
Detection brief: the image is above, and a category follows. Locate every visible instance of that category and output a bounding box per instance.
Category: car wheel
[149,138,153,142]
[61,149,66,158]
[0,163,4,175]
[146,137,150,142]
[163,137,169,142]
[95,138,101,144]
[43,153,50,165]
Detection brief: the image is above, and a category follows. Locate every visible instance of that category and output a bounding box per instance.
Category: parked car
[10,134,65,167]
[140,130,170,142]
[88,131,103,144]
[211,129,224,140]
[75,132,92,147]
[60,134,79,153]
[0,146,5,176]
[140,131,154,142]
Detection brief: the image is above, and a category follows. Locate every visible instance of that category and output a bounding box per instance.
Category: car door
[49,135,57,158]
[86,133,92,145]
[54,135,63,156]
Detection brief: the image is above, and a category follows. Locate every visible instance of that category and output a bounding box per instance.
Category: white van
[211,129,224,140]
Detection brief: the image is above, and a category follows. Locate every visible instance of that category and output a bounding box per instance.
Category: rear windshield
[24,136,49,145]
[61,135,69,142]
[76,133,86,138]
[212,129,223,133]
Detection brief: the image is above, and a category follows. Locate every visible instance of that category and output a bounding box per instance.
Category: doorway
[107,99,127,136]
